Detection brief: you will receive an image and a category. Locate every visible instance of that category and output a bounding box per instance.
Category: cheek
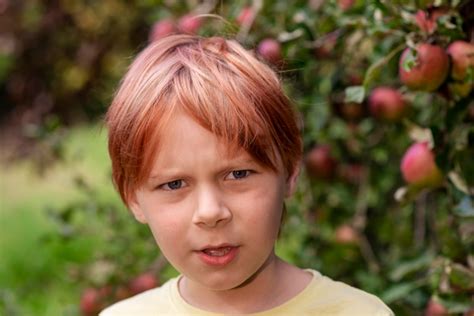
[147,218,189,267]
[241,184,285,232]
[140,201,190,249]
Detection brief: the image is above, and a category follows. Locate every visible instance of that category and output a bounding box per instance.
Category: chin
[190,270,254,292]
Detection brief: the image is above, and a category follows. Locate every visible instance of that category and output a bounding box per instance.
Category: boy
[101,35,393,315]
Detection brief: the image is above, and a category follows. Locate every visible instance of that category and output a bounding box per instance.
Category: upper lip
[198,243,238,251]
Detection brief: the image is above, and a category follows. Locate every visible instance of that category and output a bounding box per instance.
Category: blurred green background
[1,1,473,315]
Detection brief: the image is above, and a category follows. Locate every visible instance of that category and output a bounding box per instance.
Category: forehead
[151,111,251,166]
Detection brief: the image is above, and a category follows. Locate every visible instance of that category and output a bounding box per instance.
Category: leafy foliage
[1,0,473,315]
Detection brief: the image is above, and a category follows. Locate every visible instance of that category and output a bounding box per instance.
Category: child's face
[130,112,298,291]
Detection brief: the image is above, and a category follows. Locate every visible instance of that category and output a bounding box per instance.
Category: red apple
[337,0,355,11]
[305,145,337,180]
[369,87,407,121]
[425,298,448,316]
[80,288,103,316]
[257,38,282,65]
[399,43,449,92]
[446,40,474,81]
[400,142,442,187]
[335,224,359,244]
[236,6,255,26]
[129,272,158,295]
[178,14,202,34]
[149,19,176,42]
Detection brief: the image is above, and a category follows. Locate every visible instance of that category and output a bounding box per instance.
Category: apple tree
[4,1,472,315]
[77,1,474,314]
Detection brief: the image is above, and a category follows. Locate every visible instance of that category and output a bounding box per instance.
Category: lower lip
[197,247,239,266]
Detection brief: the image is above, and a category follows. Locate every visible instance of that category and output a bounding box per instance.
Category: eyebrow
[148,157,258,180]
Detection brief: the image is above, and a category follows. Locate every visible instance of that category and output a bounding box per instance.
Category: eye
[159,179,185,191]
[227,170,251,180]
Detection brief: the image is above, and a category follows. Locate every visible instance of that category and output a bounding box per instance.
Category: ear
[128,196,148,224]
[285,162,301,197]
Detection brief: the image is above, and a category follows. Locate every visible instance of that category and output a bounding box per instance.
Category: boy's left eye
[159,179,186,191]
[227,170,251,180]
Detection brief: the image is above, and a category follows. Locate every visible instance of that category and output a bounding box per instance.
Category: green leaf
[389,252,435,281]
[381,282,422,303]
[454,195,474,218]
[344,86,365,103]
[363,43,405,88]
[446,97,471,130]
[401,48,417,72]
[0,53,15,82]
[449,172,474,197]
[448,263,474,291]
[438,295,474,314]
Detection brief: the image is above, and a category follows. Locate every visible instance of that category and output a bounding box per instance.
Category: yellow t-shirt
[100,269,394,315]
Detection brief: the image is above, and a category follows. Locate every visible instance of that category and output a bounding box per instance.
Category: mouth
[201,245,235,256]
[197,244,239,266]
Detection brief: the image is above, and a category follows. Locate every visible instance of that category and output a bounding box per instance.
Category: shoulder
[303,270,394,316]
[99,277,178,316]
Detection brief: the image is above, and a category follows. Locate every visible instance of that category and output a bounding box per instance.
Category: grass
[1,124,112,211]
[0,123,116,315]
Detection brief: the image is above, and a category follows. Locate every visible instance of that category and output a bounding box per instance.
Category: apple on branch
[400,142,443,188]
[369,87,408,121]
[80,288,105,316]
[424,298,448,316]
[305,145,338,180]
[399,43,449,92]
[446,40,474,81]
[257,38,282,66]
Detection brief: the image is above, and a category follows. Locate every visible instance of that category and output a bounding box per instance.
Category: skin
[130,112,311,313]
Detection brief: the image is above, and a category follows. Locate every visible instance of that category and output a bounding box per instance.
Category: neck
[179,254,311,314]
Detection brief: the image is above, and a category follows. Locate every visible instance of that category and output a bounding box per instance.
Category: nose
[192,184,232,228]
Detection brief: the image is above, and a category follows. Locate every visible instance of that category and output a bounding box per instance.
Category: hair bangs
[168,47,278,171]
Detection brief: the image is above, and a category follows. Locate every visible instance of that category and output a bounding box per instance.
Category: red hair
[106,35,302,206]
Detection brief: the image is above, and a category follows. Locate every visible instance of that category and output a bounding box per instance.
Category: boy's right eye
[159,180,185,191]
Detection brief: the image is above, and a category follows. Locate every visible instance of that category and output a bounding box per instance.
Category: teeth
[203,247,232,256]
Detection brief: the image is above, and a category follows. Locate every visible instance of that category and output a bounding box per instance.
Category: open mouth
[202,246,234,257]
[197,245,239,266]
